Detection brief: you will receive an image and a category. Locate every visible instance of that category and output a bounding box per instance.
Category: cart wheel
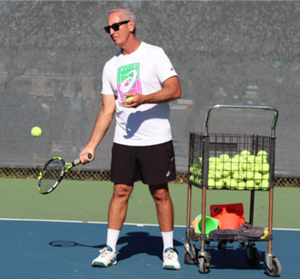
[265,257,282,277]
[246,245,259,267]
[184,250,197,265]
[199,257,210,274]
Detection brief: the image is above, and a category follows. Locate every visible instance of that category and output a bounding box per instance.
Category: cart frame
[184,105,281,276]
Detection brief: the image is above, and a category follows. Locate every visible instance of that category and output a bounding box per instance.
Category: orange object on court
[210,203,245,230]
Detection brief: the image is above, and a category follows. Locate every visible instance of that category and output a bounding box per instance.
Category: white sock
[161,231,174,251]
[106,228,120,252]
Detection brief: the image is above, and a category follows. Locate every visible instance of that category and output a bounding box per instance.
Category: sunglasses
[104,20,130,33]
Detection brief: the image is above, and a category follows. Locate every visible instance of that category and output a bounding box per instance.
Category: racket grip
[74,153,92,166]
[73,153,93,166]
[74,158,81,166]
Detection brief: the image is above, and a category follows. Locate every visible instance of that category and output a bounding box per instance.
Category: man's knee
[113,184,133,199]
[150,186,171,202]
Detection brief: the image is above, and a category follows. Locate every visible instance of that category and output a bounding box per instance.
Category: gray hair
[108,7,136,22]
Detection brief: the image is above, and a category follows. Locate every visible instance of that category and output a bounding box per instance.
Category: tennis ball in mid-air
[31,126,42,137]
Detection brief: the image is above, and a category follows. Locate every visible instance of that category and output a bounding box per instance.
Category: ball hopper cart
[184,105,281,276]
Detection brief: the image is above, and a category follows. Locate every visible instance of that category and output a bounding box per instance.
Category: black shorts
[110,141,176,185]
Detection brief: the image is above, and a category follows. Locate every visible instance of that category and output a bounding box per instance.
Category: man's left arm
[122,76,181,107]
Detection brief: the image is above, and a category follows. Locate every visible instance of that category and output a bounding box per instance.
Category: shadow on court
[49,231,183,262]
[1,220,300,279]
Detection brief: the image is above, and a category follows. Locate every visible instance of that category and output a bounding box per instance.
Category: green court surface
[0,178,299,229]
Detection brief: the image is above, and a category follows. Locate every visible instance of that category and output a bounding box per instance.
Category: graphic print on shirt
[117,63,142,101]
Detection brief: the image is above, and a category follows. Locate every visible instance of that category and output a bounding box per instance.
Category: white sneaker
[163,247,181,270]
[91,246,117,267]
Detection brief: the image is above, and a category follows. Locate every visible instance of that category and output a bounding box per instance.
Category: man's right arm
[79,94,116,164]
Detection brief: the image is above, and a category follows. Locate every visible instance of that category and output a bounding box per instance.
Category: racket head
[37,157,66,194]
[37,154,91,195]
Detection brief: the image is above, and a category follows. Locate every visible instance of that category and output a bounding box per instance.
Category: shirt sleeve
[154,48,177,84]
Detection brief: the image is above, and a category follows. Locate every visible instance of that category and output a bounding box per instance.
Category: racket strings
[39,160,64,193]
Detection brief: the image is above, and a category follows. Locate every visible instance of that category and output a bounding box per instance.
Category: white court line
[1,217,300,231]
[0,217,178,228]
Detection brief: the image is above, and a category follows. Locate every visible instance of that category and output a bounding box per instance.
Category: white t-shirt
[101,42,177,146]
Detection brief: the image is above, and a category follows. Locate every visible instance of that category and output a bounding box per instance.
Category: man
[79,7,181,270]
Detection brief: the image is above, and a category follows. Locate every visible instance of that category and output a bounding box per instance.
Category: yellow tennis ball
[31,126,42,137]
[125,95,133,101]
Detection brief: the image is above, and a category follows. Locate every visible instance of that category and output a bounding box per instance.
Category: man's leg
[149,183,180,270]
[149,183,174,232]
[92,183,133,267]
[108,183,134,230]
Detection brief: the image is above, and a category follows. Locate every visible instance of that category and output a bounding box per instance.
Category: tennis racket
[37,153,92,195]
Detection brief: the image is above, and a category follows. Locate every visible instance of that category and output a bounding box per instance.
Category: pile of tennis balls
[189,150,270,190]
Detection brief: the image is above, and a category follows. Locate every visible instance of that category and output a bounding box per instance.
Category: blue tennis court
[1,219,299,279]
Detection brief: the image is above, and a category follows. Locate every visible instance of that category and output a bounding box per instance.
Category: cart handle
[203,104,279,137]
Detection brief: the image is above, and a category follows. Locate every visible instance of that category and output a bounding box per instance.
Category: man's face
[107,12,132,47]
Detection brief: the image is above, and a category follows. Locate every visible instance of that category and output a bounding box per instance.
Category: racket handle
[74,153,93,166]
[74,158,81,166]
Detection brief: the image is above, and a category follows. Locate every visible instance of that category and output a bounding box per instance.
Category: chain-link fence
[1,1,300,183]
[1,167,300,188]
